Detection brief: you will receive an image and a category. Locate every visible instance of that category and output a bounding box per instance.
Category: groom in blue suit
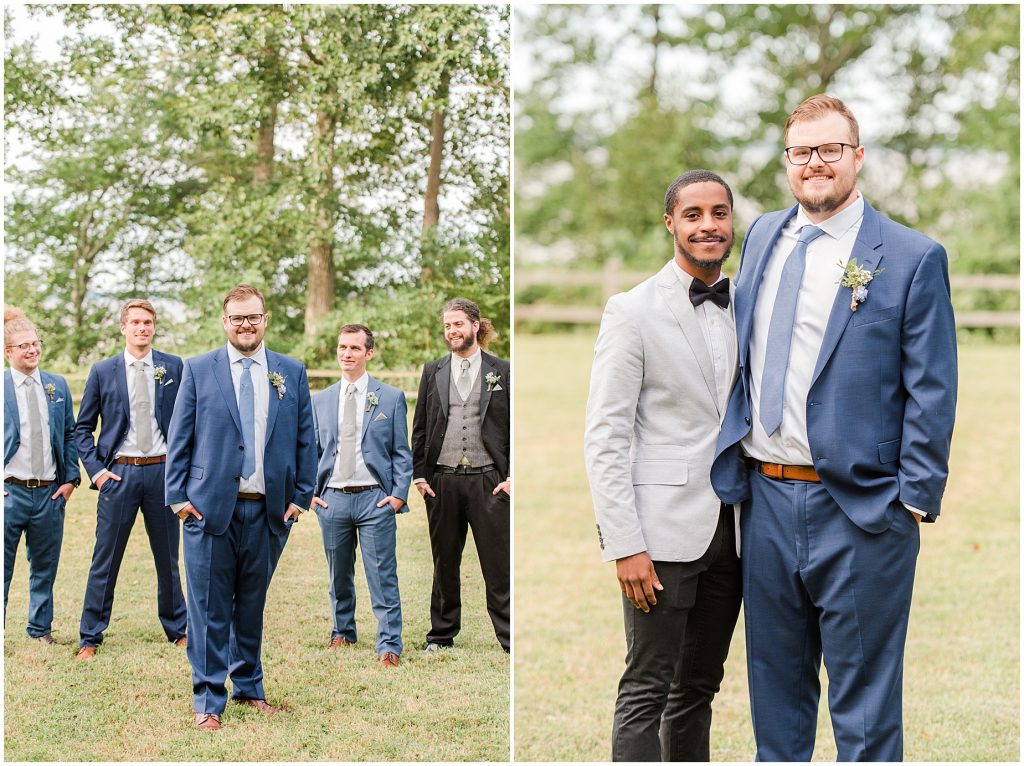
[310,323,412,666]
[712,95,957,761]
[166,285,316,731]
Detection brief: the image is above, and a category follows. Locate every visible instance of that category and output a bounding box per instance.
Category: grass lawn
[514,332,1019,761]
[4,414,509,760]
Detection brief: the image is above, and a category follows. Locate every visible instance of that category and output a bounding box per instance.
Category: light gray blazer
[584,260,739,563]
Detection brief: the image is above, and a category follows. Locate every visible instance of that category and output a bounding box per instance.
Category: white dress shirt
[327,372,376,488]
[117,349,168,458]
[227,342,269,495]
[5,368,56,481]
[452,348,482,395]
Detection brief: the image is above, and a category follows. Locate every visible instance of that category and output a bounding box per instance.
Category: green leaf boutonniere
[268,372,287,400]
[837,258,883,312]
[44,383,57,402]
[153,366,173,386]
[485,372,501,392]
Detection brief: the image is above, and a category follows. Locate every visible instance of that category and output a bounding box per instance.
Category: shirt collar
[451,348,481,370]
[341,372,369,393]
[670,258,728,287]
[10,368,41,387]
[226,342,268,370]
[795,193,865,240]
[123,349,155,368]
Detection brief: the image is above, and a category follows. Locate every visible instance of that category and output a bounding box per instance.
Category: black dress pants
[612,506,742,761]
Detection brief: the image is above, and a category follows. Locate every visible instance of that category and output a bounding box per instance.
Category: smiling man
[584,170,742,761]
[73,300,187,659]
[711,95,957,760]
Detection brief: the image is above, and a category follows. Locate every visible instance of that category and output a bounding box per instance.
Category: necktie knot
[799,225,825,246]
[241,358,254,371]
[345,383,356,396]
[689,277,731,309]
[461,359,471,372]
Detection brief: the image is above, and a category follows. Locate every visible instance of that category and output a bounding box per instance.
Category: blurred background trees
[5,4,509,370]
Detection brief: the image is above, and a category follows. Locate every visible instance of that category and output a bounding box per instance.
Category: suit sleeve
[897,242,958,519]
[410,363,431,480]
[310,393,324,460]
[290,365,317,510]
[165,358,197,508]
[60,377,80,485]
[390,391,413,505]
[73,365,104,486]
[583,296,647,561]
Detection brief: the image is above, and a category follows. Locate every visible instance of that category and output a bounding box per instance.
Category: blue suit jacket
[711,201,957,532]
[4,369,81,487]
[164,346,317,536]
[74,350,183,489]
[311,376,413,507]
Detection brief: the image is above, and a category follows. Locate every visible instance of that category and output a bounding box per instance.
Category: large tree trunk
[422,105,445,234]
[253,100,276,184]
[304,101,337,342]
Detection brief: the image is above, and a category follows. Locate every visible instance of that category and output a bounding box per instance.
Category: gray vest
[437,371,493,468]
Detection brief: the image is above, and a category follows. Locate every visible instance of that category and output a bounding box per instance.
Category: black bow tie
[689,277,730,309]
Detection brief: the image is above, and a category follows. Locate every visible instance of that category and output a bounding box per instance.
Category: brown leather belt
[237,492,265,501]
[746,458,820,482]
[332,485,379,494]
[5,477,54,488]
[114,455,166,466]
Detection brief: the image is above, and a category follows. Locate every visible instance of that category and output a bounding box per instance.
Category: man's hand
[376,496,405,513]
[51,482,76,502]
[177,502,203,522]
[283,504,303,523]
[491,480,511,497]
[310,496,328,512]
[616,551,663,613]
[415,481,435,498]
[96,472,121,491]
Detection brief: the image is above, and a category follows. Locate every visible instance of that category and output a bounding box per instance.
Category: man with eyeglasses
[712,94,957,760]
[3,307,80,645]
[166,284,316,731]
[73,299,187,659]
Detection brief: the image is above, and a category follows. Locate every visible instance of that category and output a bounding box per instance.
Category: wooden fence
[516,260,1019,328]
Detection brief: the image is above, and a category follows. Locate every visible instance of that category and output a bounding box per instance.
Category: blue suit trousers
[182,498,287,714]
[316,487,402,655]
[742,469,919,761]
[79,462,186,646]
[4,483,66,637]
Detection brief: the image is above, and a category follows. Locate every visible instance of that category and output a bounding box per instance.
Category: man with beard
[584,170,742,761]
[411,297,510,653]
[711,95,957,760]
[166,285,316,730]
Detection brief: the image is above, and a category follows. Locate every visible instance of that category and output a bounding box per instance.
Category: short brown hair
[442,297,494,348]
[4,306,38,346]
[119,299,157,325]
[338,323,374,350]
[222,284,266,314]
[784,94,860,147]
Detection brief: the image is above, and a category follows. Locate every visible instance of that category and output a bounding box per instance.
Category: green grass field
[4,436,509,760]
[514,333,1019,761]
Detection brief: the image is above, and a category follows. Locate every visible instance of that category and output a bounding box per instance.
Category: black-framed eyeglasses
[784,143,857,165]
[5,340,42,351]
[226,314,266,327]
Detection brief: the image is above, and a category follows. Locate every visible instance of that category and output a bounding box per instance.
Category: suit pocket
[852,305,898,326]
[631,446,689,486]
[877,438,901,464]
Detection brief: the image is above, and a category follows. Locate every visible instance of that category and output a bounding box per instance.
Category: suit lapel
[479,355,499,421]
[40,371,59,446]
[737,207,797,358]
[811,204,884,386]
[213,347,243,436]
[113,353,130,420]
[434,357,451,420]
[656,263,719,410]
[152,350,165,421]
[322,381,341,457]
[264,350,281,445]
[4,369,19,453]
[362,377,381,441]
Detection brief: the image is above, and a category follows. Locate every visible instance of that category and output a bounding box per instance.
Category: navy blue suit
[165,345,316,714]
[711,201,957,760]
[311,376,413,655]
[4,369,81,637]
[73,350,187,647]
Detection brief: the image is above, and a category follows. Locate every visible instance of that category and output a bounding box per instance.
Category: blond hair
[222,284,266,313]
[4,306,37,346]
[120,298,157,325]
[784,94,860,147]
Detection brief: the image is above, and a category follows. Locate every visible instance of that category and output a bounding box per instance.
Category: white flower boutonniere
[485,372,501,392]
[268,372,287,400]
[44,383,57,402]
[153,366,173,386]
[365,391,379,412]
[837,258,884,312]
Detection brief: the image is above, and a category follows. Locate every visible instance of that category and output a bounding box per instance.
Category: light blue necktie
[759,225,826,437]
[239,358,256,478]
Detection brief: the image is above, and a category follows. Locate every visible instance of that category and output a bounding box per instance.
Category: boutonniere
[44,383,63,403]
[485,372,501,392]
[365,391,379,412]
[837,259,884,312]
[268,372,287,400]
[153,366,173,386]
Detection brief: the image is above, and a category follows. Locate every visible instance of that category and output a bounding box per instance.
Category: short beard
[790,177,856,217]
[446,333,476,354]
[230,334,262,354]
[676,239,732,272]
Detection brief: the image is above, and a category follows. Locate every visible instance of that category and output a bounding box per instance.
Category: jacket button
[744,417,751,425]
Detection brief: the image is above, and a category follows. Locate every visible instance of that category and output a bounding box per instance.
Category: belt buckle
[26,478,43,488]
[762,462,783,480]
[130,456,144,466]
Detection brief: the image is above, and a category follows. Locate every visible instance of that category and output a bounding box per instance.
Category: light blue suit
[711,201,957,760]
[166,346,316,713]
[311,376,412,655]
[4,369,80,637]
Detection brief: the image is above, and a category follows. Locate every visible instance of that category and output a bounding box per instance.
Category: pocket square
[373,412,389,421]
[492,384,504,392]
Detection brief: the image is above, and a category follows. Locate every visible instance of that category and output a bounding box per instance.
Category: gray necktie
[759,225,826,437]
[337,383,357,481]
[457,359,472,401]
[133,361,153,454]
[24,378,44,478]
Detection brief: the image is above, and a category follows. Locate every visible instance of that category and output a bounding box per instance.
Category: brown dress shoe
[380,652,400,667]
[75,645,97,660]
[235,698,278,714]
[194,713,221,731]
[174,636,188,648]
[328,636,353,650]
[36,634,57,646]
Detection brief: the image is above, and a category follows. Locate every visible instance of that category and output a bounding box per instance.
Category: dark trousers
[424,467,510,650]
[742,470,919,761]
[4,483,66,637]
[182,498,288,714]
[79,461,187,646]
[612,507,742,762]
